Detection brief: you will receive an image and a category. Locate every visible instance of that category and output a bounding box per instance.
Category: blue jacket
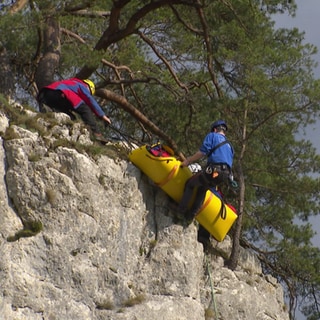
[200,132,234,168]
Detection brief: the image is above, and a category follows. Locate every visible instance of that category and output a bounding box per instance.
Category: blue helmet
[211,120,228,131]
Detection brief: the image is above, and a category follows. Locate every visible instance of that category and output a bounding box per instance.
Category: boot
[94,132,109,144]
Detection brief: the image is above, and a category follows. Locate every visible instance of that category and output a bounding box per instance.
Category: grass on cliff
[0,97,61,136]
[121,294,146,307]
[52,137,129,161]
[0,97,129,161]
[7,220,43,242]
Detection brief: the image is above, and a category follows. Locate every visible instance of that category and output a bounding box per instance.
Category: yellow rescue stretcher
[128,144,237,242]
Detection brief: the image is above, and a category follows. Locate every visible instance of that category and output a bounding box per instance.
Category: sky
[273,2,320,319]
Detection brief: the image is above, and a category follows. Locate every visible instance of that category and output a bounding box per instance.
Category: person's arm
[82,93,105,117]
[181,150,205,167]
[79,86,112,125]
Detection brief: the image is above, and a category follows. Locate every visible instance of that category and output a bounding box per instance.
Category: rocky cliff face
[0,103,289,320]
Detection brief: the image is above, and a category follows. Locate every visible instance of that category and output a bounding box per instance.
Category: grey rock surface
[0,104,289,320]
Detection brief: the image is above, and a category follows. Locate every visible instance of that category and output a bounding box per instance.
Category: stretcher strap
[195,192,227,220]
[145,154,175,162]
[155,165,179,187]
[195,192,213,217]
[219,200,227,220]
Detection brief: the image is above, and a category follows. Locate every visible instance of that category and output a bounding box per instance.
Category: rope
[205,254,219,319]
[106,124,141,150]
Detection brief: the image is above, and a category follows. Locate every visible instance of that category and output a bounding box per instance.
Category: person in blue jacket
[37,78,111,142]
[179,120,234,248]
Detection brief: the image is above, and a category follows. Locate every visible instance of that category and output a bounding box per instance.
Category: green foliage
[121,294,146,307]
[7,220,43,242]
[95,300,114,310]
[28,152,42,162]
[204,307,215,320]
[3,127,20,140]
[0,101,50,136]
[50,132,129,162]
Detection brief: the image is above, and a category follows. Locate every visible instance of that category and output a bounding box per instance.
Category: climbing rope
[106,124,141,150]
[205,254,219,318]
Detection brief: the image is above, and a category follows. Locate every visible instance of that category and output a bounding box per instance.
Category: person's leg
[188,174,210,218]
[75,103,99,134]
[189,186,207,218]
[197,225,211,250]
[178,173,203,214]
[37,90,51,113]
[38,88,63,110]
[179,172,210,221]
[38,89,76,120]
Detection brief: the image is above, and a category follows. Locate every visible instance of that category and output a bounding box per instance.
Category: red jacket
[45,78,105,117]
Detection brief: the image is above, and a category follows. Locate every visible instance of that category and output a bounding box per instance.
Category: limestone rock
[0,105,290,320]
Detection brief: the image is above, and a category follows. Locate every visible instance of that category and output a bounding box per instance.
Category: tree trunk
[34,17,61,91]
[225,160,246,270]
[225,214,242,270]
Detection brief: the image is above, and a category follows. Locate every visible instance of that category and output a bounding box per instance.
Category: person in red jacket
[37,78,111,142]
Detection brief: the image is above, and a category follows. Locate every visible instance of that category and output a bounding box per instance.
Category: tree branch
[194,0,223,98]
[61,28,86,44]
[9,0,28,13]
[66,9,111,18]
[97,88,186,160]
[101,59,132,96]
[77,0,200,79]
[138,31,189,93]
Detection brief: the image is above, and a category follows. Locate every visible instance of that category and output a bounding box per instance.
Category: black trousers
[179,172,209,217]
[179,165,230,243]
[179,167,230,217]
[38,88,100,134]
